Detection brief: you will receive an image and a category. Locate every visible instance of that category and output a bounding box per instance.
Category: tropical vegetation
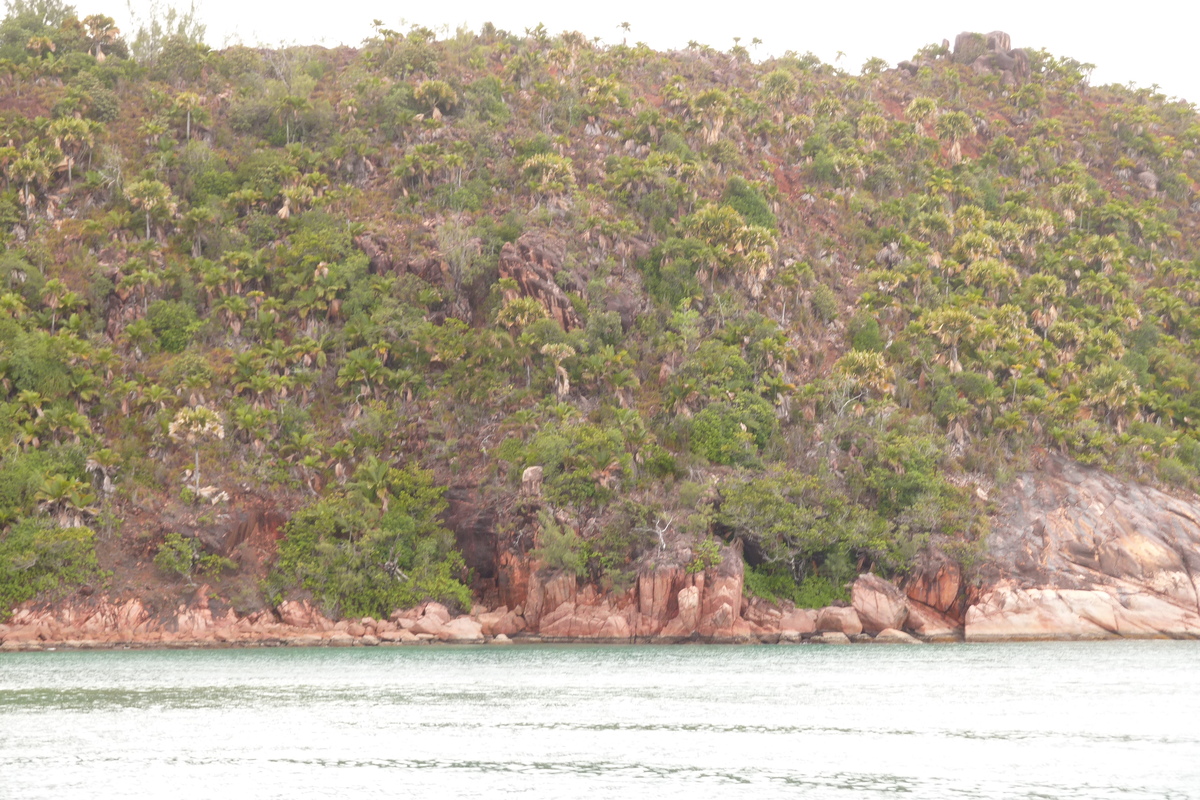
[3,0,1200,619]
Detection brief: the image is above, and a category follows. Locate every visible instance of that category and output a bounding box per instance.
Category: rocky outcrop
[539,601,631,639]
[815,606,863,636]
[778,607,816,634]
[524,571,577,628]
[951,31,1030,85]
[485,543,756,642]
[967,584,1200,641]
[439,616,485,642]
[905,602,961,641]
[0,592,498,650]
[852,574,909,633]
[905,555,962,617]
[476,606,527,637]
[967,456,1200,641]
[498,231,581,330]
[355,233,447,286]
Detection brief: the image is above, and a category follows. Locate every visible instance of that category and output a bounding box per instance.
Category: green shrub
[512,422,631,508]
[690,393,777,466]
[4,328,73,400]
[743,564,848,608]
[685,537,722,574]
[147,300,200,354]
[464,76,510,123]
[269,469,472,618]
[153,532,233,583]
[531,512,585,577]
[0,447,88,525]
[848,311,885,352]
[718,469,893,573]
[811,284,839,321]
[722,176,776,230]
[0,520,104,620]
[591,500,658,578]
[641,237,706,306]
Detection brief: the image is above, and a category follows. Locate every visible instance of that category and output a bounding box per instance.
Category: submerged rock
[874,628,922,644]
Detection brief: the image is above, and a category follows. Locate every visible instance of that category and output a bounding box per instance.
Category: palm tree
[520,153,576,203]
[413,80,457,117]
[86,448,121,497]
[964,258,1020,303]
[36,474,96,528]
[540,342,576,399]
[935,111,975,164]
[691,89,730,145]
[833,350,895,399]
[906,97,938,136]
[169,406,225,495]
[25,35,56,59]
[83,14,122,59]
[925,306,977,371]
[49,118,93,184]
[174,92,204,140]
[125,179,176,241]
[858,114,887,149]
[337,348,388,403]
[9,151,50,220]
[276,95,311,144]
[348,455,396,513]
[40,278,71,332]
[761,69,798,106]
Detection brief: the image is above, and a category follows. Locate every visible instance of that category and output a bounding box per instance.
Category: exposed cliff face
[497,232,581,331]
[967,457,1200,640]
[496,543,758,642]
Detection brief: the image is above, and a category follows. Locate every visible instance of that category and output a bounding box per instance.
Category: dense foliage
[3,1,1200,614]
[267,463,471,616]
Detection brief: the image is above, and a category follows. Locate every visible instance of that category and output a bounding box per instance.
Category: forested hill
[2,4,1200,622]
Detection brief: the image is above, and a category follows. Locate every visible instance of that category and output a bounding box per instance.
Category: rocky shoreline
[6,456,1200,652]
[4,567,1198,653]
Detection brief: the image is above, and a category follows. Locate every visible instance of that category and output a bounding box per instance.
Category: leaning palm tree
[540,342,576,399]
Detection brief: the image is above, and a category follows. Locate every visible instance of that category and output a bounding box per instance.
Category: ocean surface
[1,641,1197,799]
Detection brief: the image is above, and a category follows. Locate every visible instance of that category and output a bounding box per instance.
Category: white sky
[118,0,1200,105]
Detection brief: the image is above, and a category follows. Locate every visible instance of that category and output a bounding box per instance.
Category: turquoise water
[1,642,1198,798]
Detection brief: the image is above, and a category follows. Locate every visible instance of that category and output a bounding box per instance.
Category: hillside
[3,5,1200,641]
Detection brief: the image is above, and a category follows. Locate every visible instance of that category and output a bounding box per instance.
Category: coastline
[7,631,1200,653]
